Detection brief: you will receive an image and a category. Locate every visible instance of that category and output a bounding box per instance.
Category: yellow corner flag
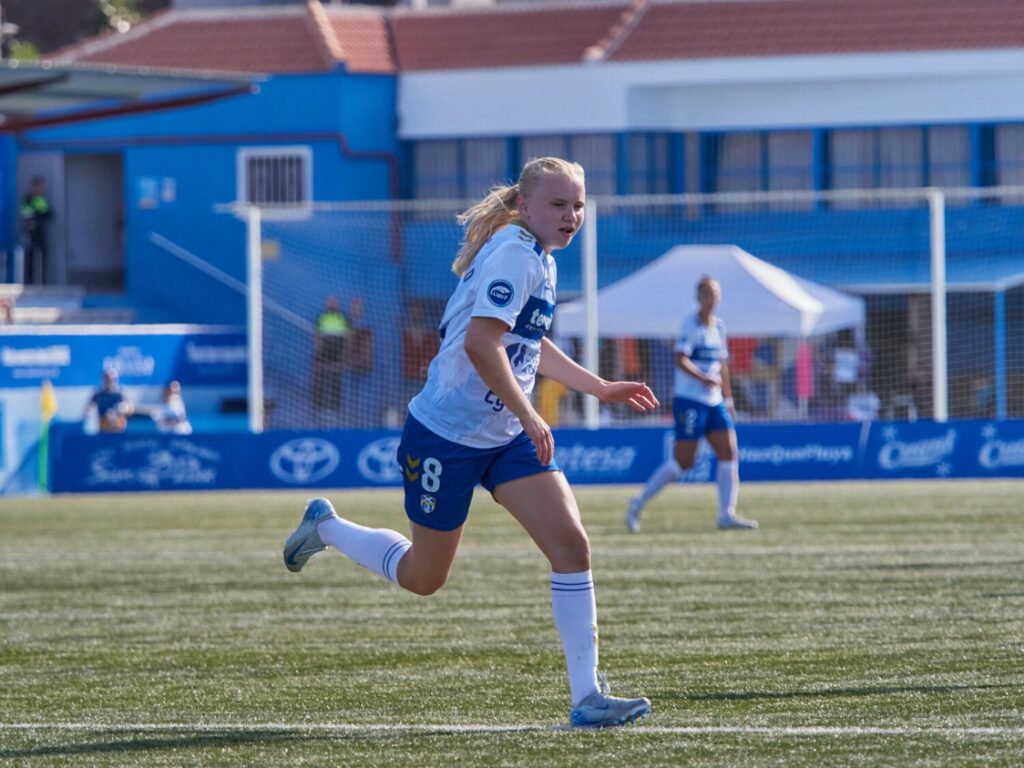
[39,379,58,491]
[41,379,58,422]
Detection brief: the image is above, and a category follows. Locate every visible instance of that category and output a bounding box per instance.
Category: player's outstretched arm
[539,338,659,413]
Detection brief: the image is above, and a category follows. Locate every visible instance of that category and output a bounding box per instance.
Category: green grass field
[1,481,1022,766]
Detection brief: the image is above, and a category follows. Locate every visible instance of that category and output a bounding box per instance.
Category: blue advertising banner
[0,328,246,389]
[49,419,1024,494]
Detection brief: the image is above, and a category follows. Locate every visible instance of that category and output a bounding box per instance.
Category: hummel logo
[404,454,421,482]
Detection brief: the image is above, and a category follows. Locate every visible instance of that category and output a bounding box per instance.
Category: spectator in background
[152,380,192,434]
[20,176,52,285]
[312,295,351,416]
[84,368,133,433]
[341,295,375,427]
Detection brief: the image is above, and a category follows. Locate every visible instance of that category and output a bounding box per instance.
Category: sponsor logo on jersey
[511,295,554,340]
[487,280,514,307]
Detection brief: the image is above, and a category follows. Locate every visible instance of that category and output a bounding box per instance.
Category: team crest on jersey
[487,280,514,307]
[420,494,437,515]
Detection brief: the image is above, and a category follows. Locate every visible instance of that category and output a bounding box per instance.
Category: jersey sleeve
[470,241,543,329]
[674,316,695,356]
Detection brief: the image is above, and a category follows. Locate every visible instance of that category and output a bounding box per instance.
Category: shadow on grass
[679,682,1016,702]
[0,725,564,759]
[0,730,315,759]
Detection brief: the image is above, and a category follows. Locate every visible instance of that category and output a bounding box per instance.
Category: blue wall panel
[49,419,1024,493]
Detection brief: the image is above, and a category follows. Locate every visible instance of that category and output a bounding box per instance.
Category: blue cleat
[717,515,759,530]
[283,497,338,573]
[570,690,652,729]
[570,675,651,729]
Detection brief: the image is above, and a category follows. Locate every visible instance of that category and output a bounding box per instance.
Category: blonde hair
[451,157,585,276]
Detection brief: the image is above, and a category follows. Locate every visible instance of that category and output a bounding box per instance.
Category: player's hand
[522,411,555,466]
[598,381,660,413]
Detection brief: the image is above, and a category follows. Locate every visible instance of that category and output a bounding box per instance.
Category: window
[995,125,1024,186]
[412,140,459,200]
[237,146,312,218]
[626,133,670,195]
[568,135,615,195]
[463,139,508,199]
[928,126,970,188]
[717,132,762,193]
[829,127,926,208]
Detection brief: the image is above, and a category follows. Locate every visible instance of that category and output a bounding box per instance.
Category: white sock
[716,459,739,522]
[634,459,683,511]
[550,570,600,706]
[316,516,411,584]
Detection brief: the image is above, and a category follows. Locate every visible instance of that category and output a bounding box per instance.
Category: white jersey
[408,225,556,448]
[673,313,728,406]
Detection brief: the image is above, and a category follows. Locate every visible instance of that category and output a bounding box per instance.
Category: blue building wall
[18,71,399,324]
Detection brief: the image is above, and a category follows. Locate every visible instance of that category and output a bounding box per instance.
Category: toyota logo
[357,437,402,484]
[269,438,340,484]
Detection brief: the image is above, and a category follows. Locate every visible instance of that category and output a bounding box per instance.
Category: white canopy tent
[556,244,865,339]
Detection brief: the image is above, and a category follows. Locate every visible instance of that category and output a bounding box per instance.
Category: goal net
[256,188,1024,430]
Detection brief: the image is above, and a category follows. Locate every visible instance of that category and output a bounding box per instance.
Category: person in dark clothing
[84,368,133,433]
[20,177,52,285]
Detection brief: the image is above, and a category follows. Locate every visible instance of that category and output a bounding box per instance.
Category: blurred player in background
[626,275,758,533]
[284,157,656,728]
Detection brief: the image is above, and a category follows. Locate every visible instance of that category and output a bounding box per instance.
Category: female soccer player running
[284,157,657,728]
[625,276,758,533]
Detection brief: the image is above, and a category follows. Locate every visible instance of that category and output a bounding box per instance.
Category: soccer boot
[283,497,338,572]
[625,498,642,534]
[570,690,652,729]
[717,515,759,530]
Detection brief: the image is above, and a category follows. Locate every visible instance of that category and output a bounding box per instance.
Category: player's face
[698,282,720,313]
[517,172,586,252]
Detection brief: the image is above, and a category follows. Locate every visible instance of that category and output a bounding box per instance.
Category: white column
[928,189,948,423]
[246,205,264,433]
[581,199,600,429]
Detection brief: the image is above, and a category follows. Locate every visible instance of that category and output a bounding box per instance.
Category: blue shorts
[672,396,734,441]
[396,414,558,532]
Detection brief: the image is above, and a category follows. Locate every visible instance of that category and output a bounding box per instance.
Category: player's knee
[675,453,695,471]
[549,528,591,572]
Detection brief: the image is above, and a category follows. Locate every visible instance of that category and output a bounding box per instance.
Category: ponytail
[452,185,519,276]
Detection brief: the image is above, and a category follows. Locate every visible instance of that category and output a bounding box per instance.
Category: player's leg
[625,397,700,533]
[706,425,756,529]
[283,496,418,585]
[491,465,650,727]
[284,414,477,591]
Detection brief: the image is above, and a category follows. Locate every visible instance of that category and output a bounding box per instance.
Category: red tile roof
[606,0,1024,62]
[53,2,393,75]
[48,0,1024,76]
[389,3,630,71]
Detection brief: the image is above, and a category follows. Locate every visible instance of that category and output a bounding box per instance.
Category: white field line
[1,723,1022,737]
